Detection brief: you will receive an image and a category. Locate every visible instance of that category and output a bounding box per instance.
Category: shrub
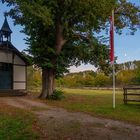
[94,73,110,87]
[49,89,65,100]
[116,70,136,86]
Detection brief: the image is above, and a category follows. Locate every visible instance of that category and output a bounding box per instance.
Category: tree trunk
[47,69,55,97]
[55,13,66,54]
[39,68,55,99]
[39,13,66,99]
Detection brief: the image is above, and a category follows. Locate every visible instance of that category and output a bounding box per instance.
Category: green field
[46,88,140,124]
[0,103,40,140]
[0,88,139,139]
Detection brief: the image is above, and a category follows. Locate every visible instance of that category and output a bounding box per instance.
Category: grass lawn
[46,88,140,125]
[0,103,40,140]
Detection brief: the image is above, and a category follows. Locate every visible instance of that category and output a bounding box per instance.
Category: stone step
[0,90,27,97]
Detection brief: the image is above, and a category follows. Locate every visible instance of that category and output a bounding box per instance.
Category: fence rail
[123,86,140,104]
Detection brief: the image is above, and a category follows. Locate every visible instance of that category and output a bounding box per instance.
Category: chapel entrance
[0,63,12,89]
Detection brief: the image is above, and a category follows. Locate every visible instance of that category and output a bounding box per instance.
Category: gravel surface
[0,97,140,140]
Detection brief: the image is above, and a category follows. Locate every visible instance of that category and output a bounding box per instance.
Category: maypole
[110,10,115,109]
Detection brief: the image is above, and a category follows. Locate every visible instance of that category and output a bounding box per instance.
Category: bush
[116,70,136,86]
[94,73,110,87]
[49,89,65,100]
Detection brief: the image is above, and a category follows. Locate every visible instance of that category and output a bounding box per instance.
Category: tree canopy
[1,0,140,98]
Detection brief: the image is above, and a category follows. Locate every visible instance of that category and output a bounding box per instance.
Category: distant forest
[27,60,140,90]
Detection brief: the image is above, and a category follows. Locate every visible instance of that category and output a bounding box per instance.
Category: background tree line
[27,60,140,89]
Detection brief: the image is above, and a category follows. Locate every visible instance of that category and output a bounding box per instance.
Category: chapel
[0,17,29,95]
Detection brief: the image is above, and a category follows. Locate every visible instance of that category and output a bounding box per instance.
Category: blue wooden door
[0,63,12,89]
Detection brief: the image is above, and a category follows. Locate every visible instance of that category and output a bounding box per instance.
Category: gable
[0,42,29,65]
[14,54,25,65]
[0,51,12,63]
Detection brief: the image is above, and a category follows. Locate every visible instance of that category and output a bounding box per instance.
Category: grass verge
[0,103,40,140]
[45,88,140,125]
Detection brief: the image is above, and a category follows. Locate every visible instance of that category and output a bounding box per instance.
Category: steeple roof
[0,16,12,33]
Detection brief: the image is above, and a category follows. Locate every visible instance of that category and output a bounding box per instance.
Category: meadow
[0,88,140,139]
[0,103,40,140]
[46,88,140,124]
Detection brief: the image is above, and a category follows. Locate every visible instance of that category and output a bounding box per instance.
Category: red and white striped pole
[110,10,115,109]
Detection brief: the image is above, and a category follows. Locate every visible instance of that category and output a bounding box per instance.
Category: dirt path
[0,97,140,140]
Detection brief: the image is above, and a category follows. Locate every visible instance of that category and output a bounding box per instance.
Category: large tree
[2,0,140,98]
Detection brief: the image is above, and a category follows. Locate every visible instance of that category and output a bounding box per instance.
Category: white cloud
[69,64,97,73]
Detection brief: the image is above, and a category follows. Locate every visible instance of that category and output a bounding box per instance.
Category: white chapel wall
[13,65,26,81]
[0,51,27,90]
[13,83,26,90]
[13,65,26,90]
[14,54,25,65]
[13,54,26,90]
[0,51,12,63]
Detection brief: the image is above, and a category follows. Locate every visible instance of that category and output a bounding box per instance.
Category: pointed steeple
[1,16,12,33]
[0,16,12,42]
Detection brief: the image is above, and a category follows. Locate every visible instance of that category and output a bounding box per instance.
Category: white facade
[13,54,26,90]
[0,50,27,90]
[0,51,12,63]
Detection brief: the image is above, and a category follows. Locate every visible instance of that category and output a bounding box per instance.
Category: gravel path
[0,97,140,140]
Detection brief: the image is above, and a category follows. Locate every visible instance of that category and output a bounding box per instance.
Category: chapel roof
[0,16,12,34]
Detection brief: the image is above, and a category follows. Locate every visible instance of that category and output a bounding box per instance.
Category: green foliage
[116,70,136,86]
[3,0,139,96]
[49,89,65,100]
[27,66,41,90]
[56,70,111,87]
[63,76,79,87]
[4,0,140,76]
[115,60,140,86]
[60,71,96,87]
[135,70,140,84]
[55,78,64,87]
[94,73,110,87]
[27,60,140,89]
[115,0,140,34]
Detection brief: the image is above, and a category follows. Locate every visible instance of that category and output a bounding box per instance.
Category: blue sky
[0,1,140,72]
[115,0,140,63]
